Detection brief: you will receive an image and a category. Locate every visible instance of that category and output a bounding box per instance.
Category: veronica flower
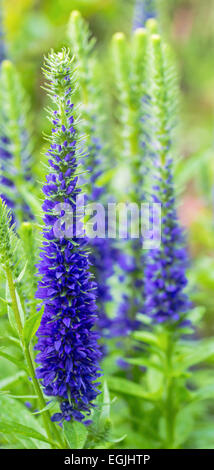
[144,34,191,324]
[144,160,191,323]
[35,49,102,424]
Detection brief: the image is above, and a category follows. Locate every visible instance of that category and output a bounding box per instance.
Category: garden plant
[0,0,214,451]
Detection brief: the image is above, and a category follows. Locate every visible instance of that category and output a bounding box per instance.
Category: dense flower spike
[144,34,191,324]
[144,161,191,323]
[35,49,102,424]
[0,61,34,225]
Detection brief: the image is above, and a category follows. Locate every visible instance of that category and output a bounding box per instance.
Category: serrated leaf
[108,377,158,401]
[63,420,88,449]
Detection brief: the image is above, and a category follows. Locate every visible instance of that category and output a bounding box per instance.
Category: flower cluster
[35,50,101,424]
[144,160,191,323]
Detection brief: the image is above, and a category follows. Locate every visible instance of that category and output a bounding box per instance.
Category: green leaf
[0,395,50,449]
[3,394,37,400]
[96,168,116,187]
[32,400,56,415]
[0,349,27,372]
[108,434,127,444]
[177,339,214,370]
[100,380,111,424]
[0,371,25,390]
[63,420,88,449]
[0,419,51,445]
[16,262,28,283]
[23,310,43,346]
[193,384,214,402]
[6,281,16,332]
[133,331,158,346]
[0,335,21,348]
[174,403,195,448]
[125,357,162,371]
[108,377,158,401]
[6,281,25,332]
[0,296,11,306]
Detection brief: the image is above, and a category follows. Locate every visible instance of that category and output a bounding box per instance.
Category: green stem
[164,332,176,449]
[5,266,65,448]
[23,344,53,442]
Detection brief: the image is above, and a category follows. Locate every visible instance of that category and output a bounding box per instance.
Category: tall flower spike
[68,11,119,338]
[0,60,34,226]
[35,49,102,424]
[144,34,191,324]
[110,30,149,337]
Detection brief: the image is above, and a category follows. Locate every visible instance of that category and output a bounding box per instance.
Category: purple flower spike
[144,160,192,325]
[35,49,102,424]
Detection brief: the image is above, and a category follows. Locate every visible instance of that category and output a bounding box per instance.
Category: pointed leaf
[23,310,43,346]
[100,380,111,424]
[108,377,158,401]
[0,419,51,445]
[178,339,214,370]
[32,400,56,415]
[133,331,158,346]
[63,420,88,449]
[16,262,28,283]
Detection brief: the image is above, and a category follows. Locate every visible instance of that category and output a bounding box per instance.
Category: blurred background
[3,0,213,331]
